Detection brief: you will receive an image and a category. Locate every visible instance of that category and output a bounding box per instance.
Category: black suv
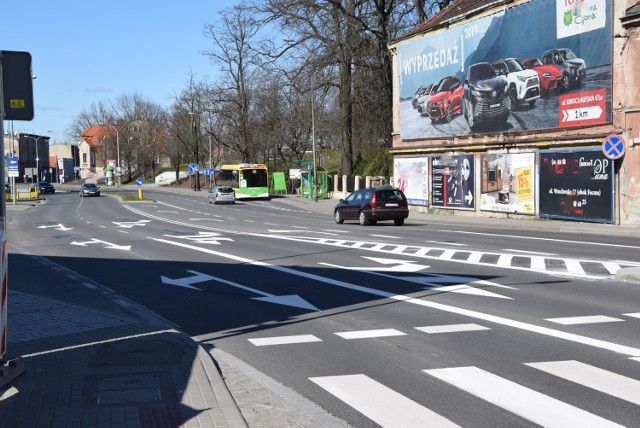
[463,62,510,129]
[334,188,409,226]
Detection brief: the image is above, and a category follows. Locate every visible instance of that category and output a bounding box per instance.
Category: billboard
[432,155,475,210]
[393,157,429,206]
[396,0,612,139]
[539,149,614,223]
[480,152,536,214]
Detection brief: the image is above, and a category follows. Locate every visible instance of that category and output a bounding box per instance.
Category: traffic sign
[602,135,625,160]
[136,178,143,186]
[7,157,19,178]
[188,164,200,174]
[203,168,215,176]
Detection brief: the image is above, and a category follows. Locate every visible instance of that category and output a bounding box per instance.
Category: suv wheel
[334,210,344,224]
[509,86,519,110]
[446,104,453,122]
[465,99,475,129]
[358,211,369,226]
[559,74,570,91]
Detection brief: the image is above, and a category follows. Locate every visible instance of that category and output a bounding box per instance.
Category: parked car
[521,57,565,94]
[334,187,409,226]
[427,76,464,123]
[416,83,437,115]
[79,183,100,197]
[541,48,586,89]
[463,62,510,129]
[34,182,55,194]
[208,186,236,204]
[491,58,540,109]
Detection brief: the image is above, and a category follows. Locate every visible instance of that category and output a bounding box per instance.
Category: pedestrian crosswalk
[308,359,637,427]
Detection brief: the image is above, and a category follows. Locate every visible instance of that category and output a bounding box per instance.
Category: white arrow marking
[160,269,319,311]
[322,257,429,273]
[150,237,640,356]
[112,220,151,228]
[561,106,603,122]
[160,270,217,289]
[38,224,73,231]
[162,231,234,245]
[69,238,131,250]
[320,259,512,299]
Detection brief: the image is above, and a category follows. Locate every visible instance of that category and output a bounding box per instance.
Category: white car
[416,83,436,115]
[208,186,236,204]
[492,58,540,109]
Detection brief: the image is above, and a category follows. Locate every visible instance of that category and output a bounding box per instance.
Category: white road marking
[370,234,401,239]
[467,251,483,263]
[531,256,547,271]
[623,312,640,319]
[151,237,640,356]
[248,335,322,346]
[526,360,640,406]
[424,366,623,428]
[503,249,557,256]
[428,241,468,247]
[603,262,622,274]
[440,249,456,259]
[565,259,586,276]
[415,323,490,334]
[310,374,458,427]
[545,315,624,325]
[497,254,513,267]
[442,229,640,250]
[334,329,406,340]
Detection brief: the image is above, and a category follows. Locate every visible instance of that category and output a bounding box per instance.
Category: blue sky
[2,0,237,144]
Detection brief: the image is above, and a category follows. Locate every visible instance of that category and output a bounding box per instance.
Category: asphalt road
[8,189,640,427]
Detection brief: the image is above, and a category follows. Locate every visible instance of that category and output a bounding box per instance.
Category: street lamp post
[99,123,120,186]
[27,135,48,182]
[311,74,317,202]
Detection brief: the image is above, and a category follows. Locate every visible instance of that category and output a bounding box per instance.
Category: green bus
[215,163,270,200]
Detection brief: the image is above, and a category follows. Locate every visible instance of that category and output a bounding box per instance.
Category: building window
[83,153,87,164]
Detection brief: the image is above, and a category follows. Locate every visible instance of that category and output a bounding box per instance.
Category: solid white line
[428,241,468,247]
[310,374,459,427]
[526,360,640,405]
[545,315,624,325]
[424,366,623,428]
[248,335,322,346]
[370,234,401,239]
[503,249,556,256]
[334,329,406,340]
[415,324,490,334]
[441,229,640,250]
[151,238,640,356]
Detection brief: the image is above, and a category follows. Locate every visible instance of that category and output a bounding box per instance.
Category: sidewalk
[0,202,247,427]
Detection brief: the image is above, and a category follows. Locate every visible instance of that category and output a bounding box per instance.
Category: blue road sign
[602,135,625,160]
[188,163,199,174]
[136,178,143,186]
[203,168,215,176]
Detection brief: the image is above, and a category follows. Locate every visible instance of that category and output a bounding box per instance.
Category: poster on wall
[432,155,475,210]
[480,152,536,214]
[539,149,614,223]
[395,0,612,139]
[393,157,429,206]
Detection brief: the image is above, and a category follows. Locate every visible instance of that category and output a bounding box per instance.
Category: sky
[2,0,238,144]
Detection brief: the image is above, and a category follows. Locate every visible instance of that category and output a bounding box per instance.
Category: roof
[621,1,640,26]
[394,0,513,43]
[80,125,121,146]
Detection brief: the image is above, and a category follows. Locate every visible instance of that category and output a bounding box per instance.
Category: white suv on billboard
[491,58,540,109]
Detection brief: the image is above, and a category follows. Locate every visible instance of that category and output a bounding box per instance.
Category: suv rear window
[375,189,404,201]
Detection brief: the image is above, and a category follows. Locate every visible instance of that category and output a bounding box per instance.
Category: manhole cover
[103,340,174,365]
[97,374,161,405]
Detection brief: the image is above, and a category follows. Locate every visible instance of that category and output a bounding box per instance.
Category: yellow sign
[10,99,25,109]
[516,166,533,202]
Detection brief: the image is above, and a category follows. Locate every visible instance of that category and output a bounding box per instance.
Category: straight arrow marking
[38,224,73,231]
[70,238,130,250]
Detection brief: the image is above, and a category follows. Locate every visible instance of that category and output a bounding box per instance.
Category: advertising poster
[396,0,612,139]
[432,155,475,210]
[393,157,429,206]
[539,149,614,223]
[480,153,536,214]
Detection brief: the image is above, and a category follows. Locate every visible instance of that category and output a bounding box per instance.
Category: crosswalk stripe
[415,323,490,334]
[248,334,322,346]
[603,261,622,274]
[310,374,459,427]
[424,366,622,427]
[526,360,640,405]
[531,256,547,271]
[545,315,624,325]
[497,254,513,267]
[565,259,586,275]
[334,329,405,340]
[467,251,483,263]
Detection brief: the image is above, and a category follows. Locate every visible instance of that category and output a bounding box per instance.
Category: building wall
[389,0,640,225]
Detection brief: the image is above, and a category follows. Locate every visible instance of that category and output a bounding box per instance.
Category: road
[8,188,640,427]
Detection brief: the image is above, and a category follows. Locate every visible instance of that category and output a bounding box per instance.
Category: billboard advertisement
[432,155,475,210]
[480,153,536,214]
[393,157,429,206]
[396,0,612,139]
[539,149,614,223]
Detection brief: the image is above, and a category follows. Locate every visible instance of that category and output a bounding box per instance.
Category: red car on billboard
[521,57,565,95]
[427,76,464,123]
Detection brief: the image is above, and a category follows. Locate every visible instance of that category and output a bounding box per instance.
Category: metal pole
[311,73,317,202]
